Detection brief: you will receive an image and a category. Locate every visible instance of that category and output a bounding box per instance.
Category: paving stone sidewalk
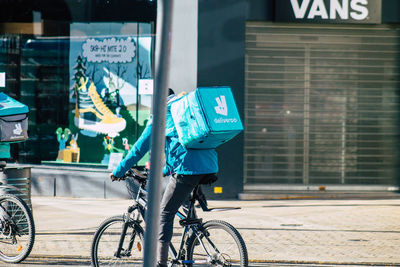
[3,197,400,266]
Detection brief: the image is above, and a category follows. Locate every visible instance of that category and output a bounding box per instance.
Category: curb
[239,191,400,200]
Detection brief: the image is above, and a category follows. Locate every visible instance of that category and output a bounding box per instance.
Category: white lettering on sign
[350,0,368,20]
[308,0,329,19]
[290,0,369,20]
[82,37,135,63]
[214,118,238,124]
[331,0,348,19]
[290,0,311,19]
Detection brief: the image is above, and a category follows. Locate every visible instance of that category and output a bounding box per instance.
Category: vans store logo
[276,0,381,24]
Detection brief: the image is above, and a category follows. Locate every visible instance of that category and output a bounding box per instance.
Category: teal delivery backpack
[170,86,243,149]
[0,93,29,143]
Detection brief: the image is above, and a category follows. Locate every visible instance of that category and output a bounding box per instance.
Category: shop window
[0,22,155,167]
[66,22,154,168]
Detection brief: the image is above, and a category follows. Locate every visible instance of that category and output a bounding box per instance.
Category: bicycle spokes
[187,221,247,267]
[92,216,144,266]
[0,195,35,263]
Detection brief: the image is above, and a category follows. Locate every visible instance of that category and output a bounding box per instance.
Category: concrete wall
[167,0,198,94]
[31,167,130,199]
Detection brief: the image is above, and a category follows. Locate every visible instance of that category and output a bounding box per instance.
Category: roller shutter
[245,22,400,185]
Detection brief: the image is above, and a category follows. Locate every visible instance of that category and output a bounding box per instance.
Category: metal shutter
[245,22,400,185]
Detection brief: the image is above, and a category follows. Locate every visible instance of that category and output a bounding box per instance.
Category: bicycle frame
[170,187,222,266]
[114,180,147,258]
[113,175,223,266]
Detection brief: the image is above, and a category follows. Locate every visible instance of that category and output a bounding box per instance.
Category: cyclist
[110,88,218,267]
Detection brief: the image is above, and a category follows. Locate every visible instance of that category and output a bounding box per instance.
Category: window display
[0,21,154,167]
[67,22,154,166]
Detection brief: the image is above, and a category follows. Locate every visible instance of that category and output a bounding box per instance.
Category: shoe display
[74,77,126,137]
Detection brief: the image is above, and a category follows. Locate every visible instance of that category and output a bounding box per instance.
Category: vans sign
[276,0,381,24]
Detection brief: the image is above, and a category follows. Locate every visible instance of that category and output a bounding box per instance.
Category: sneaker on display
[74,77,126,137]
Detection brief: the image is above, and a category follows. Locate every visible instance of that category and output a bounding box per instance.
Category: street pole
[143,0,174,266]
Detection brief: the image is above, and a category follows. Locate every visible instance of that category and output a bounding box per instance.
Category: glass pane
[67,22,154,166]
[0,21,154,165]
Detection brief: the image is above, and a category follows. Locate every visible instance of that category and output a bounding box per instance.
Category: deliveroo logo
[214,95,237,124]
[215,95,228,116]
[13,123,23,135]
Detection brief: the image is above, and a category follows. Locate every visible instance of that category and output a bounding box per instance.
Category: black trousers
[158,173,207,243]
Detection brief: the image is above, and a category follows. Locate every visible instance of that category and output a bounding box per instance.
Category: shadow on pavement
[2,256,91,266]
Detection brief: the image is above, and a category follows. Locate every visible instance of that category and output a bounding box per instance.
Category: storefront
[243,0,400,191]
[0,1,156,169]
[0,0,159,199]
[1,0,399,199]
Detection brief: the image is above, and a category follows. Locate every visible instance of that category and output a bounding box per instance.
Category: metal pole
[143,0,174,266]
[53,178,56,197]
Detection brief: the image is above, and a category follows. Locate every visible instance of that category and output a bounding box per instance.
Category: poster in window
[68,23,153,164]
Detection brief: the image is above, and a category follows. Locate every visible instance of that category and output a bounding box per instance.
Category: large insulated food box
[0,93,29,143]
[170,86,243,149]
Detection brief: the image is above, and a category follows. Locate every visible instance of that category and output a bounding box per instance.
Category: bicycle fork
[171,223,198,266]
[187,224,225,266]
[0,205,16,243]
[114,205,139,258]
[195,227,224,265]
[171,221,219,266]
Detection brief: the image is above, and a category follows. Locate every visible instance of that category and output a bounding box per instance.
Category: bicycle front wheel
[186,220,248,267]
[0,194,35,263]
[91,215,144,267]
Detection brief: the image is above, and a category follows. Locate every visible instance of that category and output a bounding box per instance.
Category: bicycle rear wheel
[0,194,35,263]
[186,220,248,267]
[91,215,144,267]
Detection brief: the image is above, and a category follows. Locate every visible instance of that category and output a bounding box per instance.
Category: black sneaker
[157,263,168,267]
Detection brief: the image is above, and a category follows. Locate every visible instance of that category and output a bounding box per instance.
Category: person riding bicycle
[110,88,218,267]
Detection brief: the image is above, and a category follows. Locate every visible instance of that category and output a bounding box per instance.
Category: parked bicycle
[91,168,248,266]
[0,161,35,263]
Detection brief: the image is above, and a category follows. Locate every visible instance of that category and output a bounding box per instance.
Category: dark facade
[199,0,400,198]
[244,1,400,193]
[198,0,247,199]
[1,0,399,199]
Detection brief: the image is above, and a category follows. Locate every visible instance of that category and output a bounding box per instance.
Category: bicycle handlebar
[123,168,148,185]
[122,168,211,212]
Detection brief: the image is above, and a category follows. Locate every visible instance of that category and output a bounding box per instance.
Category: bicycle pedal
[179,218,202,226]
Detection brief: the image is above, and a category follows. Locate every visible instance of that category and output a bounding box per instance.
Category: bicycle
[91,168,248,266]
[0,161,35,263]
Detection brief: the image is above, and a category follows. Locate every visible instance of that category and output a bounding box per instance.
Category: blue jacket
[112,95,218,178]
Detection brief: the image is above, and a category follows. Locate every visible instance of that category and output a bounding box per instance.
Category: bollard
[104,180,106,199]
[53,178,56,197]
